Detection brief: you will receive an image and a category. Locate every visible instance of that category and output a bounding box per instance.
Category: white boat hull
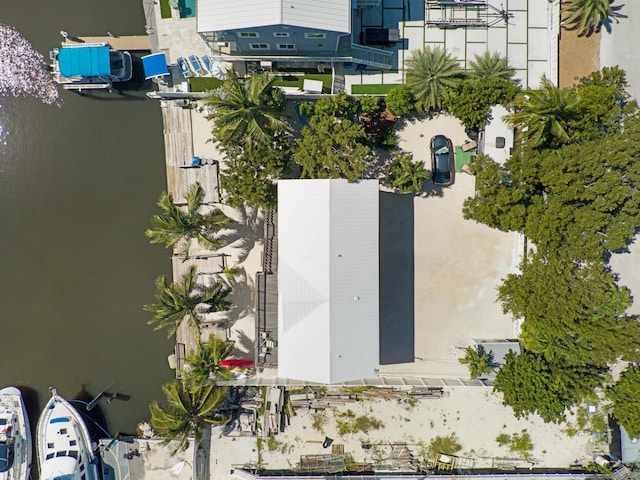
[0,386,32,480]
[36,389,99,480]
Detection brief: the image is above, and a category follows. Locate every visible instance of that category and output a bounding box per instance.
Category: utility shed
[277,179,379,384]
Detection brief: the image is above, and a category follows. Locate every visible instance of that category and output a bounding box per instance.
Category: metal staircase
[351,44,393,69]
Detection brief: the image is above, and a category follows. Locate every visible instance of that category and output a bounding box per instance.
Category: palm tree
[405,46,465,111]
[145,182,232,258]
[182,336,236,383]
[144,265,232,338]
[458,345,498,379]
[149,378,228,452]
[204,70,290,152]
[506,75,580,148]
[468,51,516,81]
[386,154,430,194]
[561,0,626,37]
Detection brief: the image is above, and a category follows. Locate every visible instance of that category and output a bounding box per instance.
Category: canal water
[1,1,174,434]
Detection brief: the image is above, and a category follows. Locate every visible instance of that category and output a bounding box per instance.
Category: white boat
[0,387,32,480]
[37,389,99,480]
[49,42,133,91]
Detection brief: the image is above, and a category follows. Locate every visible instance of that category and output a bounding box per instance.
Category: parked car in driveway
[430,135,455,186]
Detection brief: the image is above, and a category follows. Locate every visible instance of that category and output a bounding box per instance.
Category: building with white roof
[479,105,514,165]
[277,179,379,384]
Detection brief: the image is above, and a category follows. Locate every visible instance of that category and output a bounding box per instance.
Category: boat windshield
[41,457,79,480]
[0,443,14,472]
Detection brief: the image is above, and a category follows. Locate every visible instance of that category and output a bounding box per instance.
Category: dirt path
[558,25,600,88]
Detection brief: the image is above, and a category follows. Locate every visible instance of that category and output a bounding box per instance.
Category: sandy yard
[209,386,602,477]
[380,115,521,379]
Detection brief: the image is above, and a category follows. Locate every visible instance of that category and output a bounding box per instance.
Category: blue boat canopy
[58,45,111,77]
[142,53,169,79]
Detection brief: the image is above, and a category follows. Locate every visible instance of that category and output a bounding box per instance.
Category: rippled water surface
[1,0,174,434]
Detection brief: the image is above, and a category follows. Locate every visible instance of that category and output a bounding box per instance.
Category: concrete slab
[508,0,528,11]
[528,3,548,28]
[487,27,508,57]
[382,71,403,84]
[527,63,546,86]
[466,28,488,44]
[529,31,550,60]
[508,11,528,43]
[610,237,640,316]
[465,42,487,66]
[600,0,640,102]
[424,26,445,43]
[444,28,466,60]
[509,43,528,70]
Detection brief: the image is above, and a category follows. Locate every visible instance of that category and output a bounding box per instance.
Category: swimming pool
[179,0,195,18]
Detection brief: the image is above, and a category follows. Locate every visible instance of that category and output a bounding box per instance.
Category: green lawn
[272,73,332,92]
[159,0,173,18]
[351,84,397,95]
[189,77,224,92]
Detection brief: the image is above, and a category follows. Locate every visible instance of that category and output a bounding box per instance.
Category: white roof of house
[277,179,379,384]
[483,105,514,166]
[197,0,351,33]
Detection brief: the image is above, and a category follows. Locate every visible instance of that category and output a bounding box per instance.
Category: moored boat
[0,387,32,480]
[37,388,99,480]
[49,43,133,91]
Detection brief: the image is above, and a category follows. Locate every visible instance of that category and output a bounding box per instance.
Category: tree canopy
[507,76,581,149]
[149,379,228,452]
[465,113,640,262]
[385,84,418,116]
[458,345,498,379]
[405,46,465,112]
[144,265,232,338]
[384,154,429,194]
[204,70,290,153]
[219,139,290,209]
[447,77,519,129]
[467,51,516,81]
[609,366,640,438]
[493,351,605,423]
[561,0,626,37]
[498,253,639,366]
[145,183,232,258]
[465,68,640,424]
[293,93,373,181]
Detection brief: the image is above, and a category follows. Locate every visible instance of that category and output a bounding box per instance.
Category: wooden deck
[160,100,223,365]
[63,35,151,51]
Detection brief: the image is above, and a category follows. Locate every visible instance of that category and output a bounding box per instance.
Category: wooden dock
[63,35,151,51]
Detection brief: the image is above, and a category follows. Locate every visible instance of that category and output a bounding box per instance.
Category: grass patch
[189,77,224,92]
[311,412,329,433]
[351,84,397,95]
[272,73,332,91]
[336,409,383,435]
[159,0,173,18]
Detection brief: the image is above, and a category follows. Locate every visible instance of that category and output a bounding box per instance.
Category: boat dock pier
[63,35,151,51]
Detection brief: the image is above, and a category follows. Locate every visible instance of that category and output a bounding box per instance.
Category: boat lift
[425,1,513,28]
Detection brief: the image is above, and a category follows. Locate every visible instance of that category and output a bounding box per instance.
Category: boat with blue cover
[36,388,99,480]
[49,43,132,91]
[0,387,32,480]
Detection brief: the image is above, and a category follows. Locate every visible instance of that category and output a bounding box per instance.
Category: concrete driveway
[600,1,640,102]
[380,115,521,379]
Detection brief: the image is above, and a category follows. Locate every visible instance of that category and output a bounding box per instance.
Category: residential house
[196,0,394,70]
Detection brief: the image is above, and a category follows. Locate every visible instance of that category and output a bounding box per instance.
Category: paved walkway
[600,0,640,101]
